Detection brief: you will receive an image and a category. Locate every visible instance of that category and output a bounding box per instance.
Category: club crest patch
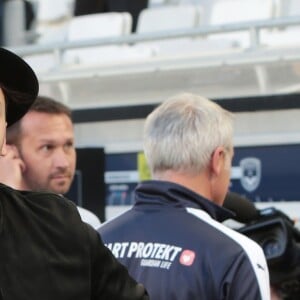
[240,157,261,192]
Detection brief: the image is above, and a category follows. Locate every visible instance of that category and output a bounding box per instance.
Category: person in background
[2,95,101,229]
[99,93,271,299]
[0,46,149,299]
[105,0,148,32]
[73,0,148,32]
[74,0,106,16]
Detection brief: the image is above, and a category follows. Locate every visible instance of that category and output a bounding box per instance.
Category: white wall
[74,109,300,152]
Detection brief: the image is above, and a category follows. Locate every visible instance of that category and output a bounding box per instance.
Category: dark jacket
[99,180,270,300]
[0,183,148,300]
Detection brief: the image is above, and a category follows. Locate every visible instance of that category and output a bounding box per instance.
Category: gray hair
[143,93,234,177]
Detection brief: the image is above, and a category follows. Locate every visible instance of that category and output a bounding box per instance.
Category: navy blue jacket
[99,180,270,300]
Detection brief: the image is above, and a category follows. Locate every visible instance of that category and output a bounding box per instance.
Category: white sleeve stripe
[186,207,270,300]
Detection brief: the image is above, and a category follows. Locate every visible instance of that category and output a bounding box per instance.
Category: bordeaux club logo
[240,157,261,192]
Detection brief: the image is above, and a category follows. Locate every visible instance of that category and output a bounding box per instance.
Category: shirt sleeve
[87,224,149,300]
[222,246,270,300]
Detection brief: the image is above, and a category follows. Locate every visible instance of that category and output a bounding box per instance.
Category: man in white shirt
[1,95,101,228]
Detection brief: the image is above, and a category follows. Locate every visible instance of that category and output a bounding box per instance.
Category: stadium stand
[205,0,275,48]
[34,0,73,45]
[260,0,300,47]
[16,0,73,73]
[63,12,133,65]
[137,4,200,33]
[135,3,243,57]
[135,4,203,56]
[3,0,300,107]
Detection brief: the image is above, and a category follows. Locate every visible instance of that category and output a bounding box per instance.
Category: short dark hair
[30,95,72,118]
[6,95,72,145]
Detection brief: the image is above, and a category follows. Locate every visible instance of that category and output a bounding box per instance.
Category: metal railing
[8,15,300,69]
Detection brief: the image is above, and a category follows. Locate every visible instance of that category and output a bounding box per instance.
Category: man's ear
[10,144,26,173]
[20,157,26,173]
[210,146,225,177]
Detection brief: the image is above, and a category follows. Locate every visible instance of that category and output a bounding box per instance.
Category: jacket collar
[134,180,235,222]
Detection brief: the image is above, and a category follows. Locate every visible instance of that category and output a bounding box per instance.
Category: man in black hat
[0,47,149,300]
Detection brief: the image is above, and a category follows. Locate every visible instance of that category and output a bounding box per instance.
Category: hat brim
[0,48,39,126]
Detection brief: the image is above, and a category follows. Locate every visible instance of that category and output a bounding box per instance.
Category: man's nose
[53,148,70,168]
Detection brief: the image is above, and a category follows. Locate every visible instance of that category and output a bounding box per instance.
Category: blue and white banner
[105,144,300,206]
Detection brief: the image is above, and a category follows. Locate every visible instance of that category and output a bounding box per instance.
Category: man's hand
[0,144,25,190]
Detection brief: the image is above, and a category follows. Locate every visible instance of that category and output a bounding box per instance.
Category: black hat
[0,47,39,126]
